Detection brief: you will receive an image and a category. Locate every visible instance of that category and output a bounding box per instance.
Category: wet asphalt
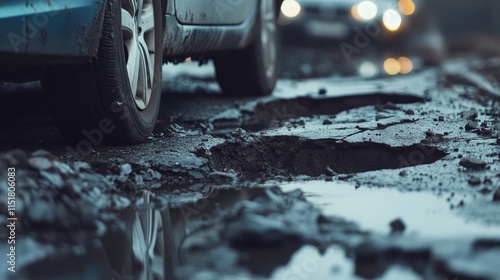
[1,46,500,280]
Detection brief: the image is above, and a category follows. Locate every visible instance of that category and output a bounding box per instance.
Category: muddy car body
[0,0,282,143]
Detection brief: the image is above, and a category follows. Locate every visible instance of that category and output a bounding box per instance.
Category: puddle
[270,245,421,280]
[210,137,446,179]
[275,182,500,279]
[7,183,499,280]
[280,181,500,239]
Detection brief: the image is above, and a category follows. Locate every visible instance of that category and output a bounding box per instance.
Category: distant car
[0,0,282,143]
[278,0,418,42]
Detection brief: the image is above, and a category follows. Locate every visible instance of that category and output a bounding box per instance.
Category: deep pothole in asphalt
[209,136,446,179]
[210,93,425,133]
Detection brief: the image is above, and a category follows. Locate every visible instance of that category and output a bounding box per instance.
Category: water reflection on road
[280,181,500,239]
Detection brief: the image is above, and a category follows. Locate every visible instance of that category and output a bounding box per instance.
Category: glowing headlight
[383,57,413,76]
[281,0,301,18]
[383,9,402,31]
[354,1,378,21]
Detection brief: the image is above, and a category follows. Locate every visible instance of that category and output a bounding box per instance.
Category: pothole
[210,94,425,133]
[209,136,446,179]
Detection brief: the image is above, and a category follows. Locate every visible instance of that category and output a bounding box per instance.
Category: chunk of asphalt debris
[493,188,500,202]
[479,188,493,195]
[460,109,478,120]
[31,149,54,158]
[484,177,493,185]
[120,163,133,177]
[459,157,487,170]
[465,120,479,131]
[28,157,54,170]
[53,161,74,175]
[468,176,482,186]
[222,188,314,247]
[404,109,415,115]
[389,218,406,234]
[40,171,64,188]
[323,119,333,125]
[480,128,492,136]
[0,150,30,169]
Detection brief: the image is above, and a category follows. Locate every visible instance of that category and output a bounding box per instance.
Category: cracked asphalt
[1,46,500,280]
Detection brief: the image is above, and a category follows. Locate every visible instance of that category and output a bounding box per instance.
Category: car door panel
[174,0,255,25]
[162,10,257,59]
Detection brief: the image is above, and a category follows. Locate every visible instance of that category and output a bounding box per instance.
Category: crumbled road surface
[1,50,500,280]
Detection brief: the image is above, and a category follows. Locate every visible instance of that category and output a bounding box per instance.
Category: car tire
[214,0,279,96]
[42,0,163,144]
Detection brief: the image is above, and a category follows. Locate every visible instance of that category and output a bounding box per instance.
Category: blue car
[0,0,281,143]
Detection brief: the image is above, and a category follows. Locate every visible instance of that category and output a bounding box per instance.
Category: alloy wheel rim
[132,193,165,280]
[121,0,156,110]
[261,0,277,79]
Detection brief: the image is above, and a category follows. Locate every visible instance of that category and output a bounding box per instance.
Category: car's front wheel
[214,0,279,96]
[43,0,163,144]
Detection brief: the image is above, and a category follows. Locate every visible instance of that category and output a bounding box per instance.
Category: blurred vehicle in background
[277,0,440,77]
[278,0,419,42]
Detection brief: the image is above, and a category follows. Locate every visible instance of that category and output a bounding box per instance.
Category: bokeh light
[351,4,361,21]
[359,61,379,78]
[398,57,413,74]
[357,1,378,21]
[280,0,302,18]
[398,0,416,16]
[383,9,402,31]
[384,58,401,75]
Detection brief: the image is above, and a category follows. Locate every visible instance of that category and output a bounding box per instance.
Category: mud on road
[1,51,500,280]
